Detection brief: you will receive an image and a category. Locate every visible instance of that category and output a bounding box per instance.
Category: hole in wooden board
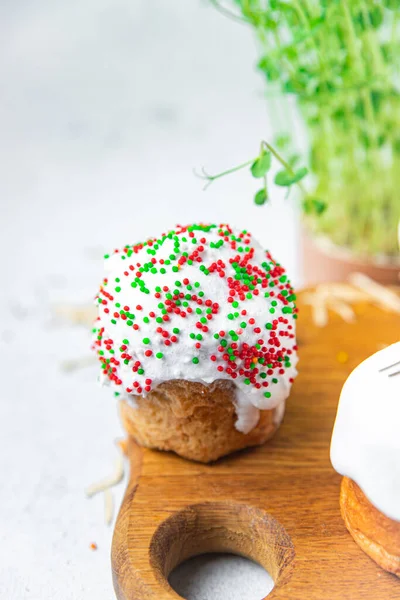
[150,502,295,598]
[169,552,274,599]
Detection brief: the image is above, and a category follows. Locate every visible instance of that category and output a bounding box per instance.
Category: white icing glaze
[93,224,298,433]
[331,342,400,522]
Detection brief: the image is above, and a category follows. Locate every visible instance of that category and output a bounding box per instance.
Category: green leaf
[254,188,268,205]
[250,151,272,178]
[257,56,280,81]
[275,134,290,150]
[274,167,308,187]
[303,197,327,215]
[288,153,301,167]
[385,0,400,8]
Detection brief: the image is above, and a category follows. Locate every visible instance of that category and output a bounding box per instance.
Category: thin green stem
[195,159,254,188]
[261,140,307,195]
[208,0,248,24]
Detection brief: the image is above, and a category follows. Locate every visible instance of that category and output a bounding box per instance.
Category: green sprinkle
[192,357,199,364]
[264,391,271,398]
[115,287,121,292]
[156,352,164,359]
[138,368,144,375]
[173,327,180,334]
[143,338,150,344]
[123,339,129,344]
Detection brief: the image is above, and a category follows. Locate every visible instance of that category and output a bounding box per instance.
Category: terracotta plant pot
[301,228,400,286]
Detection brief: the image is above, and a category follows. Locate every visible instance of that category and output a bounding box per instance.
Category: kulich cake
[93,223,298,462]
[331,343,400,576]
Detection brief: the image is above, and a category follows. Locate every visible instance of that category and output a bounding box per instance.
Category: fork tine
[388,369,400,377]
[379,360,400,373]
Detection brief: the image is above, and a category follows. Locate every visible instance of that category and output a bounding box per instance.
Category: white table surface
[0,1,298,598]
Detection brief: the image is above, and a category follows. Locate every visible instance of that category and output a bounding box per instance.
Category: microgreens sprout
[197,140,326,215]
[211,0,400,257]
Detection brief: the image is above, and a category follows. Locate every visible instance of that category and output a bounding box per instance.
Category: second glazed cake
[93,223,298,462]
[331,342,400,576]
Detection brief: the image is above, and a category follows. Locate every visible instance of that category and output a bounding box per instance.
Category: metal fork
[379,359,400,377]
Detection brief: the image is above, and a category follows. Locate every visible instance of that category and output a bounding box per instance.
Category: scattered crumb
[336,351,349,364]
[349,273,400,313]
[53,304,96,327]
[116,438,129,457]
[327,297,355,323]
[303,273,400,327]
[85,455,125,498]
[85,449,125,526]
[89,542,98,551]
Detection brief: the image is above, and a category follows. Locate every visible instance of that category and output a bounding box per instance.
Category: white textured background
[0,1,298,598]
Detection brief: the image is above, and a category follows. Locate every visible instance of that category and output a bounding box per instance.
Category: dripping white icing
[93,224,298,433]
[331,342,400,522]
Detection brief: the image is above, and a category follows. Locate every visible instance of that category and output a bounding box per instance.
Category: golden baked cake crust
[120,379,280,463]
[340,477,400,577]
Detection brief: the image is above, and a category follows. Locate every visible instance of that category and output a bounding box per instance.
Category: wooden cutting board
[112,291,400,599]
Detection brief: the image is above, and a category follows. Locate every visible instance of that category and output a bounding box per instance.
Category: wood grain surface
[112,292,400,599]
